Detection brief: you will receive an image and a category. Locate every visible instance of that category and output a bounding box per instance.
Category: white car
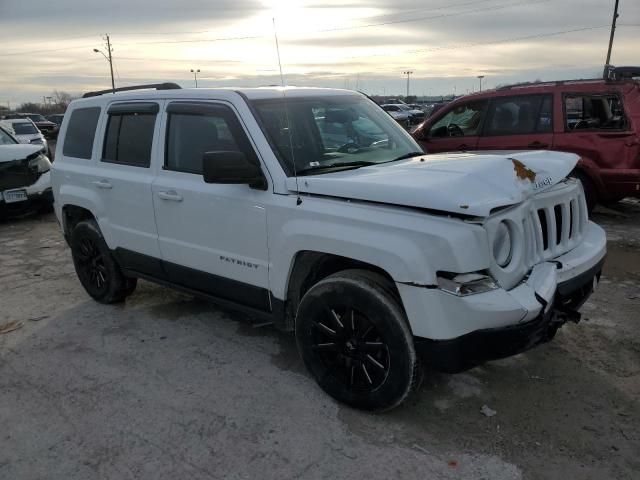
[6,118,49,154]
[380,104,411,127]
[52,84,606,411]
[0,123,53,215]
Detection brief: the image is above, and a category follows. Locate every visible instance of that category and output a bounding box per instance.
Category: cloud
[0,0,638,105]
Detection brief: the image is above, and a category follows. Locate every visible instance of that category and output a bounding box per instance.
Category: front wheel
[295,270,420,411]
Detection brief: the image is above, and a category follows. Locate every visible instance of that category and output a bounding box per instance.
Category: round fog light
[493,221,513,267]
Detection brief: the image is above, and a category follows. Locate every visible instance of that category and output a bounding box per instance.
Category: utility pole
[93,34,115,93]
[477,75,485,92]
[190,69,200,88]
[604,0,620,73]
[106,35,115,92]
[403,71,413,98]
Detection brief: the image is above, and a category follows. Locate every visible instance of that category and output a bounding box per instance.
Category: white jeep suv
[52,83,606,411]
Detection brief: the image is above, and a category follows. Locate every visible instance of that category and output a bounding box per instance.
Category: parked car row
[0,121,53,217]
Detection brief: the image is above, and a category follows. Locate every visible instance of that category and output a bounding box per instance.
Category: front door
[151,101,271,311]
[418,99,487,153]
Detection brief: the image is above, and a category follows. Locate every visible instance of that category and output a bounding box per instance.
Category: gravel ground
[0,200,638,480]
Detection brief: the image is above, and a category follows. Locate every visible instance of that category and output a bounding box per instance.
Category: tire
[69,219,129,303]
[125,277,138,296]
[571,170,597,213]
[295,269,420,411]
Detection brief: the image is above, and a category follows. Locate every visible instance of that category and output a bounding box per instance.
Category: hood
[0,144,43,163]
[286,150,579,217]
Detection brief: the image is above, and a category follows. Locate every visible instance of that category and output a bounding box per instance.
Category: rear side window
[484,95,553,136]
[103,111,156,167]
[63,107,101,159]
[564,94,627,131]
[165,103,252,175]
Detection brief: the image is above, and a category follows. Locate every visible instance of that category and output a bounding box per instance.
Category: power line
[340,24,612,62]
[318,0,551,32]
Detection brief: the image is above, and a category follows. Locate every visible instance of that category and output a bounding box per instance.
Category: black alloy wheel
[70,219,134,303]
[311,306,391,393]
[296,269,420,411]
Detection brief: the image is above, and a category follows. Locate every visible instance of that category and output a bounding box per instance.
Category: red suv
[412,69,640,210]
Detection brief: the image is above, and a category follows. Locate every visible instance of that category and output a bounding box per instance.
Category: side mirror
[202,151,266,189]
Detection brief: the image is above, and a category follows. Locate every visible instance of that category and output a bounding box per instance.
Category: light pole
[403,71,413,99]
[477,75,485,92]
[190,69,200,88]
[93,34,115,93]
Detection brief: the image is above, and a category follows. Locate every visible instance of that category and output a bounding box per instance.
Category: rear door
[476,94,554,150]
[418,99,487,153]
[91,101,163,273]
[555,91,640,172]
[151,101,271,310]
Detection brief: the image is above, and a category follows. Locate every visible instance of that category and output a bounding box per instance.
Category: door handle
[92,180,113,189]
[157,190,183,202]
[528,141,549,148]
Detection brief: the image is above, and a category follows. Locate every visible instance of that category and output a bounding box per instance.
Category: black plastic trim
[114,248,271,313]
[108,102,160,114]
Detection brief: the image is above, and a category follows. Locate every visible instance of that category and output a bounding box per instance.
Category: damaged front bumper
[414,257,603,373]
[398,220,607,373]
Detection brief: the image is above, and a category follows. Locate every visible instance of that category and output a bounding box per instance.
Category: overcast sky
[0,0,638,105]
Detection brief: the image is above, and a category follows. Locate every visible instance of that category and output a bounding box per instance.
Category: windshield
[251,95,420,175]
[28,114,47,122]
[0,127,18,145]
[12,122,38,135]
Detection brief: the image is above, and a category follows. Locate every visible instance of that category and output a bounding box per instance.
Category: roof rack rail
[82,82,182,98]
[604,65,640,82]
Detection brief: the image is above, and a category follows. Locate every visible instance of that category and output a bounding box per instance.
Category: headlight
[492,220,513,268]
[30,138,44,144]
[437,272,498,296]
[28,154,51,173]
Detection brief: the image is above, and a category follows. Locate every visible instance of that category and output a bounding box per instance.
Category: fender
[57,183,114,247]
[266,196,490,299]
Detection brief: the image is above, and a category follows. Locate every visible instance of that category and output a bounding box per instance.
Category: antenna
[273,18,302,206]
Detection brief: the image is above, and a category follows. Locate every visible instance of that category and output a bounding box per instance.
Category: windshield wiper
[297,161,377,176]
[390,151,425,162]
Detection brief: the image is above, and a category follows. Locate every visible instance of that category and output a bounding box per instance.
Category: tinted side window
[484,95,552,136]
[102,112,156,167]
[564,94,627,131]
[165,106,249,175]
[62,107,101,159]
[429,101,487,137]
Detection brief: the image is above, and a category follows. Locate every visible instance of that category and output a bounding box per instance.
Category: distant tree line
[12,90,78,114]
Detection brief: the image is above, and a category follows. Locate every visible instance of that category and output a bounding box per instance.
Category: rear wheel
[295,269,420,411]
[70,219,130,303]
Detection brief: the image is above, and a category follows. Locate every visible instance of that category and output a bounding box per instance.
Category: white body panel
[51,86,607,342]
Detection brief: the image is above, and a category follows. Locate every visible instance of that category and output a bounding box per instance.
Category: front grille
[522,181,588,267]
[0,159,40,191]
[486,179,589,290]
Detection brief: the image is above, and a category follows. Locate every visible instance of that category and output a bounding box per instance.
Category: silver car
[6,118,49,155]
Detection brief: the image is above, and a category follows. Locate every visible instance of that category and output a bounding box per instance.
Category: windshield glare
[12,122,38,135]
[0,128,18,145]
[251,95,421,175]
